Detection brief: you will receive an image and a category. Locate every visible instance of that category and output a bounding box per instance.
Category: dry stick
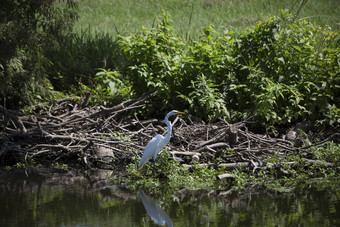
[0,105,27,133]
[176,118,186,131]
[121,118,158,129]
[302,158,333,167]
[193,142,229,153]
[44,131,136,148]
[95,143,130,153]
[195,131,227,149]
[248,157,261,173]
[206,146,217,156]
[103,104,145,125]
[134,114,147,130]
[53,107,70,119]
[182,161,300,170]
[184,156,334,174]
[217,173,235,180]
[31,144,85,150]
[206,126,209,141]
[172,115,181,127]
[106,88,156,120]
[299,133,340,150]
[171,151,201,157]
[50,99,128,128]
[48,103,144,130]
[52,141,92,163]
[240,130,296,152]
[81,141,94,169]
[20,121,138,153]
[182,162,251,169]
[29,149,51,158]
[227,124,239,146]
[274,138,295,146]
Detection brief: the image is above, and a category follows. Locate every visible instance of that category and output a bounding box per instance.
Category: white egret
[138,110,184,169]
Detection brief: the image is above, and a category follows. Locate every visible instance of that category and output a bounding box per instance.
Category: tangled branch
[0,91,338,174]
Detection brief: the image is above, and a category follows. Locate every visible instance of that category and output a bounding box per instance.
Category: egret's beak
[176,111,185,114]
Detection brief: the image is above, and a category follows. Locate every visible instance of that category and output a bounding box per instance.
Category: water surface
[0,168,339,227]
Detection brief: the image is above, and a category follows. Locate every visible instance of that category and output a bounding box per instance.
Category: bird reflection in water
[139,190,173,227]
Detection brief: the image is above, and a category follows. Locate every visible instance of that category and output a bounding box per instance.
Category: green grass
[72,0,339,39]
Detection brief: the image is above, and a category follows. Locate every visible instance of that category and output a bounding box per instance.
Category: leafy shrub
[179,73,229,120]
[75,68,131,106]
[118,13,189,114]
[118,11,339,127]
[118,15,234,120]
[312,141,340,165]
[230,11,340,127]
[0,0,77,108]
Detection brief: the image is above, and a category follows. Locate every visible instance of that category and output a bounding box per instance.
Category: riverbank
[1,94,339,193]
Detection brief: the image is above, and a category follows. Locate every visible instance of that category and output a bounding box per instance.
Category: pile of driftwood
[0,91,153,167]
[0,91,338,174]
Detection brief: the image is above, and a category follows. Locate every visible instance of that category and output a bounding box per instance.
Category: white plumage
[138,110,184,169]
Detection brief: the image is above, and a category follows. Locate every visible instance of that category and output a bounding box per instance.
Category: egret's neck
[164,113,173,143]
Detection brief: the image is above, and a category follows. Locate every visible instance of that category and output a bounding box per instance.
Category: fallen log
[182,160,331,171]
[217,173,235,180]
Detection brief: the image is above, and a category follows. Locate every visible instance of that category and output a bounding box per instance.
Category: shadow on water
[0,167,339,227]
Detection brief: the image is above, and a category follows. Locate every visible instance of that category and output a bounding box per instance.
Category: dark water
[0,168,339,227]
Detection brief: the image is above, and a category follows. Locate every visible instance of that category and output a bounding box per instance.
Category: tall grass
[72,0,339,39]
[45,31,122,90]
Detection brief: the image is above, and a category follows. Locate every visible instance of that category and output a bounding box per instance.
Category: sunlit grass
[72,0,339,39]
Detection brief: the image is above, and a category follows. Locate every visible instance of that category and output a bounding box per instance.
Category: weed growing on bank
[110,140,340,194]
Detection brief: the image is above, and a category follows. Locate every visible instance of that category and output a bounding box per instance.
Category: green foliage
[118,12,339,127]
[312,141,340,165]
[74,68,131,106]
[52,162,69,171]
[118,13,188,113]
[0,0,77,108]
[118,15,233,120]
[229,143,340,193]
[124,152,225,192]
[3,3,338,129]
[123,143,340,193]
[227,12,340,128]
[179,73,229,120]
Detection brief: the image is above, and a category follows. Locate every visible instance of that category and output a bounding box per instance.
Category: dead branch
[0,88,338,172]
